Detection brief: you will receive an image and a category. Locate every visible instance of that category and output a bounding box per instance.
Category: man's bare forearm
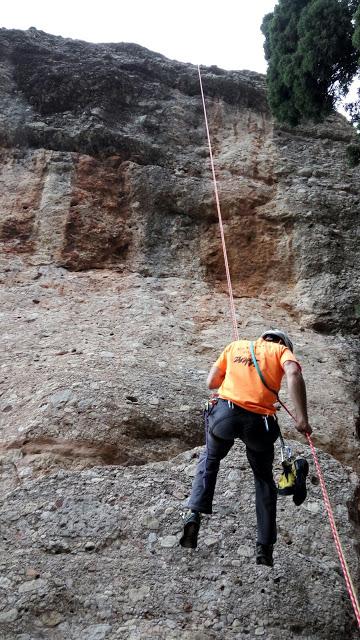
[285,364,312,434]
[288,372,308,420]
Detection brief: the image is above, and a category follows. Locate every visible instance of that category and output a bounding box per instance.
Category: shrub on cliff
[346,142,360,166]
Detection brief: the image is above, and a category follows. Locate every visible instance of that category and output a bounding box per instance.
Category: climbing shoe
[292,458,309,507]
[179,511,201,549]
[256,543,274,567]
[277,460,296,496]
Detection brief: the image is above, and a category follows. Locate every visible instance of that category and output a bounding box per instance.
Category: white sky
[0,0,277,73]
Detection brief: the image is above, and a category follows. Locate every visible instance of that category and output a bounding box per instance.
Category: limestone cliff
[0,28,359,639]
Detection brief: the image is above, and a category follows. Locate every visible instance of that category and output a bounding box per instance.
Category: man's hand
[295,418,312,435]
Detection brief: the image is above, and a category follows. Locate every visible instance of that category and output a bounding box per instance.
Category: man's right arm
[283,361,312,435]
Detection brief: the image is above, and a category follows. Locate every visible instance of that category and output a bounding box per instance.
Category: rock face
[0,27,359,639]
[0,29,359,331]
[0,445,359,640]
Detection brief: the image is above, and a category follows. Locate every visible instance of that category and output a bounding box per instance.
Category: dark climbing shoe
[293,458,309,507]
[277,460,296,496]
[179,511,201,549]
[256,543,274,567]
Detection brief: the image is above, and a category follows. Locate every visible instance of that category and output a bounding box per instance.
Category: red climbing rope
[197,64,239,342]
[197,64,360,629]
[306,434,360,627]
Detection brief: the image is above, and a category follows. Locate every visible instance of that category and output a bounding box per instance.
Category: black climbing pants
[187,399,280,545]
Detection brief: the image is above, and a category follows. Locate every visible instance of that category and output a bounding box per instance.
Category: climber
[179,329,312,567]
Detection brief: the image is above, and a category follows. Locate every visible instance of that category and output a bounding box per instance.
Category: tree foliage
[261,0,360,126]
[346,142,360,165]
[353,3,360,52]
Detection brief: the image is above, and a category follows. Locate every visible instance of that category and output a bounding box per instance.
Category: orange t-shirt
[214,337,300,415]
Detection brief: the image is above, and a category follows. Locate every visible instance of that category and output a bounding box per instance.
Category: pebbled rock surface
[0,27,359,638]
[0,444,359,639]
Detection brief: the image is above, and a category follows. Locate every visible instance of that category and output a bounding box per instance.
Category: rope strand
[198,65,239,342]
[306,434,360,627]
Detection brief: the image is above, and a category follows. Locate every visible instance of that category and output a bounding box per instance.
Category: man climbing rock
[180,329,312,567]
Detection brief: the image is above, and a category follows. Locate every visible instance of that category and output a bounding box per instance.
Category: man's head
[261,329,294,353]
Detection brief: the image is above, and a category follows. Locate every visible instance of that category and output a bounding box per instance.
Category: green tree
[261,1,308,125]
[348,3,360,124]
[262,0,359,125]
[353,3,360,54]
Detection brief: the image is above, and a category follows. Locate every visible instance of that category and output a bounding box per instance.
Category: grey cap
[261,329,294,353]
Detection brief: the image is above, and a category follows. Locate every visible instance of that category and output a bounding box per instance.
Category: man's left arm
[207,365,225,390]
[283,360,312,434]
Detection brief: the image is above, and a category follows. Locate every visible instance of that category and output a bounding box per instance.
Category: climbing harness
[197,64,360,628]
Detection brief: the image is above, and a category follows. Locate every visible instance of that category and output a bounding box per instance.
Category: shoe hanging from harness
[277,457,309,506]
